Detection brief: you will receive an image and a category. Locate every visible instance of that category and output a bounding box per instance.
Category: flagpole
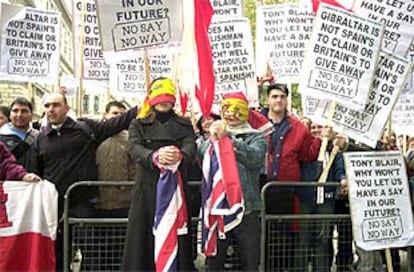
[77,0,86,118]
[144,52,151,92]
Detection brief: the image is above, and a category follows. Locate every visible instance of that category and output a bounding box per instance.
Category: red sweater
[0,141,27,181]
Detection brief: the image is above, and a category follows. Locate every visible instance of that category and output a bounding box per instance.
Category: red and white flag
[0,180,58,271]
[178,0,215,117]
[311,0,351,12]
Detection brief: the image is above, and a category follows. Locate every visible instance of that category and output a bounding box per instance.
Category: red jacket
[0,141,27,181]
[262,112,321,182]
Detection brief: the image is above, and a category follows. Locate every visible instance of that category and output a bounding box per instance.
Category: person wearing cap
[198,92,268,271]
[122,77,197,271]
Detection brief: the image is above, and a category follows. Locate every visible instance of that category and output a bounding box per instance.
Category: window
[82,95,90,113]
[94,96,99,113]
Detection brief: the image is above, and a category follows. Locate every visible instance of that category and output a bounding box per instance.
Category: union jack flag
[201,137,244,256]
[153,163,188,272]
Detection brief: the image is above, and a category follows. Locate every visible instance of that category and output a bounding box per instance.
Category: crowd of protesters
[1,77,413,271]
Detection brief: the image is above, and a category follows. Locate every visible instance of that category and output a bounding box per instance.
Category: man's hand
[340,179,348,195]
[158,146,181,165]
[320,126,334,139]
[23,173,42,182]
[209,120,227,140]
[334,133,348,151]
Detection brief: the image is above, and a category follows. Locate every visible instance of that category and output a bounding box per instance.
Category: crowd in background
[1,77,413,272]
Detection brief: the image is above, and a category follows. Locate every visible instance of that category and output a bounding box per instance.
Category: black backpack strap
[77,120,96,141]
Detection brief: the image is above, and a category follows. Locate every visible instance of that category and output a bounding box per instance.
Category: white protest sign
[60,75,78,97]
[73,0,109,81]
[312,50,411,148]
[208,18,258,106]
[302,95,319,118]
[392,43,414,136]
[95,0,182,52]
[344,151,414,250]
[0,3,60,83]
[299,3,384,110]
[109,54,173,100]
[353,0,414,57]
[210,0,243,17]
[256,4,314,83]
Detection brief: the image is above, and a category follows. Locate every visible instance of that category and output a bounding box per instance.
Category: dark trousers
[207,212,260,271]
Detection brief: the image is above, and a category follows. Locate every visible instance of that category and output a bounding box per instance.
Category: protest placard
[209,18,258,106]
[109,53,173,100]
[311,50,411,147]
[299,3,384,111]
[353,0,414,57]
[60,75,78,97]
[344,151,414,250]
[392,43,414,136]
[301,95,319,118]
[73,0,109,81]
[0,3,60,83]
[95,0,182,53]
[256,3,314,83]
[210,0,243,17]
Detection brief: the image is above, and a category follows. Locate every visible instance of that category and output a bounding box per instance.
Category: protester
[196,113,221,142]
[94,101,136,218]
[188,111,222,263]
[299,121,347,271]
[300,116,312,130]
[0,106,10,128]
[345,139,389,271]
[258,81,333,270]
[198,92,267,271]
[122,78,196,271]
[0,140,40,182]
[0,97,39,173]
[35,91,138,270]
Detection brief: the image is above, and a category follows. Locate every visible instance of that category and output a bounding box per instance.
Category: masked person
[122,78,197,271]
[198,92,268,271]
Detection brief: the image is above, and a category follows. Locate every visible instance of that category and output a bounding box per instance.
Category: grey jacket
[199,130,268,213]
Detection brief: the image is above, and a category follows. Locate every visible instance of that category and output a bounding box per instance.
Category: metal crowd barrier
[63,181,413,271]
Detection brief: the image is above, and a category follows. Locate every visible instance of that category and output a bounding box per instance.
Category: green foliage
[243,0,303,115]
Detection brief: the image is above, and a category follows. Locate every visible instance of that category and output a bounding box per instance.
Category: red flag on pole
[311,0,351,13]
[194,0,215,117]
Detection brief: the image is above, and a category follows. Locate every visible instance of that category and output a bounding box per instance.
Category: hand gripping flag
[201,137,244,256]
[153,157,188,272]
[0,180,58,271]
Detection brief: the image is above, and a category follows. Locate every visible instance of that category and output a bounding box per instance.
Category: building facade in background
[0,0,108,120]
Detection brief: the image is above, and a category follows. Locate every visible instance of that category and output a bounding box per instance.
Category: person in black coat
[122,78,196,271]
[36,92,138,270]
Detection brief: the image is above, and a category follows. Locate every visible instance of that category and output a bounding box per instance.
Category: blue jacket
[298,151,346,201]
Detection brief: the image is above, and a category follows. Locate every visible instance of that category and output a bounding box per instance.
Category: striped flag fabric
[177,0,215,118]
[201,137,244,256]
[153,164,188,272]
[311,0,351,12]
[0,180,58,271]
